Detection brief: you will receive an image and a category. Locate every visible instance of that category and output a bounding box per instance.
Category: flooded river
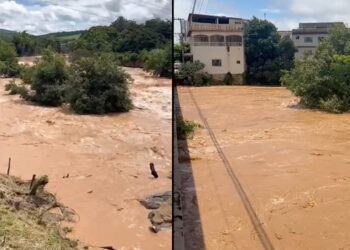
[177,86,350,250]
[0,67,171,249]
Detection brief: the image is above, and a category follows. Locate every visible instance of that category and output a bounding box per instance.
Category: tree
[244,17,295,85]
[66,55,132,114]
[328,24,350,55]
[144,43,172,78]
[174,42,190,62]
[111,17,137,32]
[278,36,297,70]
[0,38,20,77]
[12,31,36,56]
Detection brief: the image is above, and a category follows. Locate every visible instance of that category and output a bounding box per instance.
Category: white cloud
[0,0,171,35]
[268,0,350,30]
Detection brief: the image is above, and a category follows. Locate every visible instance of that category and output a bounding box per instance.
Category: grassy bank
[0,174,78,249]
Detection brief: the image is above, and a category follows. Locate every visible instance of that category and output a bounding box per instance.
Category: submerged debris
[139,191,172,233]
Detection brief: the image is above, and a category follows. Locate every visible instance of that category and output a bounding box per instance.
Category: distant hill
[38,30,85,41]
[0,29,18,41]
[0,29,84,41]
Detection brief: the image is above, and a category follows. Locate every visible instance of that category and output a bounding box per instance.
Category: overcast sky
[0,0,171,35]
[175,0,350,42]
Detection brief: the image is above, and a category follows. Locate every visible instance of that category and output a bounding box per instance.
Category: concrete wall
[292,33,329,59]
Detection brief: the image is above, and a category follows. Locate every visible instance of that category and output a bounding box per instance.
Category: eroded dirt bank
[0,67,171,249]
[177,86,350,250]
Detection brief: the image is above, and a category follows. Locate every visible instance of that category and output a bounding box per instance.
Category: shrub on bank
[66,56,132,114]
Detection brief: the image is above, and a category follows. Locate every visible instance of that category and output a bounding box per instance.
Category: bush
[177,120,201,139]
[144,43,172,78]
[30,50,68,106]
[69,49,94,63]
[224,72,233,85]
[320,95,347,114]
[20,65,34,85]
[5,79,30,98]
[66,56,132,114]
[177,61,210,86]
[193,72,212,86]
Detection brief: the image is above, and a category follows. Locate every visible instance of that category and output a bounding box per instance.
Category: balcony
[192,34,243,47]
[188,22,243,33]
[193,42,242,47]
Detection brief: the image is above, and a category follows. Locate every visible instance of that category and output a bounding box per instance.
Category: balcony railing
[193,42,242,47]
[189,22,243,32]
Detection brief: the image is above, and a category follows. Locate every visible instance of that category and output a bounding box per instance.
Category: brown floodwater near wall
[0,65,171,249]
[177,86,350,250]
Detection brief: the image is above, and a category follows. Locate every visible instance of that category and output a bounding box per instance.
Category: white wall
[189,31,245,75]
[192,46,244,74]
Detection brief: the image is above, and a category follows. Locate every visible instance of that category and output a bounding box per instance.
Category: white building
[186,14,245,83]
[292,22,344,60]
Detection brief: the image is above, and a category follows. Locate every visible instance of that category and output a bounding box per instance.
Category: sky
[0,0,171,35]
[175,0,350,41]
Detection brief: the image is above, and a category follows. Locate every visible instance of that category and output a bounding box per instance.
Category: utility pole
[192,0,197,14]
[175,18,186,63]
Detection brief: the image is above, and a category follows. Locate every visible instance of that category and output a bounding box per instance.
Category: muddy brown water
[0,66,171,249]
[177,86,350,250]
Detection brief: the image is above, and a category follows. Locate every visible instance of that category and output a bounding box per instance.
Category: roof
[188,13,242,22]
[292,22,346,35]
[292,28,330,35]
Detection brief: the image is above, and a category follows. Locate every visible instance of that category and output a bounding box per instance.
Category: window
[212,59,222,67]
[235,21,241,24]
[296,35,300,40]
[304,37,313,43]
[237,60,241,64]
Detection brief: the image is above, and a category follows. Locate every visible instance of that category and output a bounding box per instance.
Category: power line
[198,0,205,13]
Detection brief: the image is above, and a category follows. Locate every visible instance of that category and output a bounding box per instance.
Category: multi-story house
[186,14,245,83]
[292,22,345,60]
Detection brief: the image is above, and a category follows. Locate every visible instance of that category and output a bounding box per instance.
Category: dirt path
[0,67,171,249]
[177,86,350,250]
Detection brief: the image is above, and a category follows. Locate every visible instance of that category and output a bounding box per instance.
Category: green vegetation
[144,43,172,77]
[67,55,132,114]
[244,17,296,85]
[176,61,212,86]
[281,25,350,113]
[174,42,190,62]
[72,17,172,77]
[177,120,201,139]
[0,174,78,249]
[5,79,28,98]
[224,72,234,85]
[30,50,68,106]
[0,38,21,77]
